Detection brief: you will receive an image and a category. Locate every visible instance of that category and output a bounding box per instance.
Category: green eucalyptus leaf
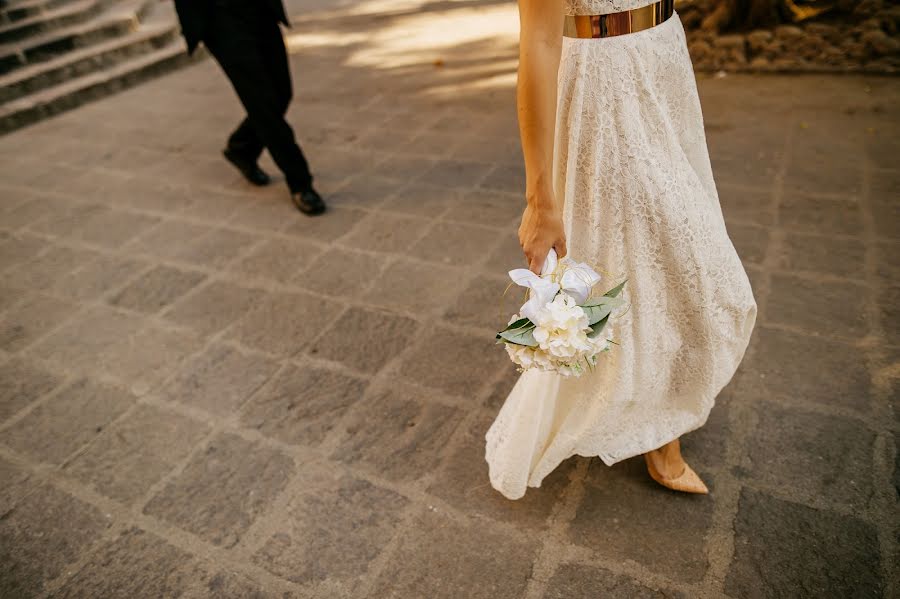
[499,324,538,347]
[581,296,624,325]
[603,280,627,298]
[587,315,611,338]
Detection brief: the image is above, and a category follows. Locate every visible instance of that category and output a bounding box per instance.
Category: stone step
[0,20,177,103]
[0,0,101,43]
[0,0,153,75]
[1,0,80,23]
[0,35,191,134]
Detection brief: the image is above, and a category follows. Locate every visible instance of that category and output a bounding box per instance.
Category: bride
[485,0,757,499]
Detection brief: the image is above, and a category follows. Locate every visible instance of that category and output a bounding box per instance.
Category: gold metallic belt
[563,0,675,38]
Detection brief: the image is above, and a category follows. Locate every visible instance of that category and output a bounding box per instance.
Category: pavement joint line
[859,146,899,599]
[8,449,313,599]
[521,457,591,599]
[700,105,794,597]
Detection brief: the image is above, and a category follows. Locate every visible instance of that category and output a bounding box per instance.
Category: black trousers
[203,0,312,192]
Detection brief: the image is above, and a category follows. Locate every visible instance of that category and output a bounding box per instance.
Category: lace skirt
[485,13,757,500]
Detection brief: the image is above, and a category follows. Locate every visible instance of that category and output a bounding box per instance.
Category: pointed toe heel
[645,455,709,495]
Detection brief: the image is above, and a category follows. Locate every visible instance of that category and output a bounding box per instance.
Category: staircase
[0,0,194,134]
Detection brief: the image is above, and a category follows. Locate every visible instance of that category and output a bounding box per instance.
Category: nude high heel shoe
[645,455,709,494]
[644,439,709,494]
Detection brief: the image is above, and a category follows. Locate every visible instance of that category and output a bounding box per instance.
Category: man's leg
[226,117,264,164]
[204,11,312,193]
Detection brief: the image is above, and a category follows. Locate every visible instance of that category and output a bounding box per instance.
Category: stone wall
[679,0,900,73]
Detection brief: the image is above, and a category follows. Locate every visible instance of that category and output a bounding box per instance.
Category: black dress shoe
[223,148,271,186]
[291,187,326,216]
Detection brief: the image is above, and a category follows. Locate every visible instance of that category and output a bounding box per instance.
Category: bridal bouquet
[496,249,625,377]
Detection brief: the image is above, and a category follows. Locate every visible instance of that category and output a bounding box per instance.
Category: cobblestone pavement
[0,1,898,598]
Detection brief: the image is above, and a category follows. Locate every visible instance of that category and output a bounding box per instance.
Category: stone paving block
[164,281,264,336]
[678,393,732,472]
[0,358,63,423]
[225,290,342,356]
[774,232,866,279]
[29,306,145,373]
[422,159,493,189]
[368,259,464,314]
[0,378,135,465]
[54,527,203,599]
[428,412,572,528]
[444,273,520,331]
[0,483,110,599]
[241,364,367,447]
[226,197,300,232]
[0,293,75,353]
[1,195,72,231]
[179,188,249,223]
[399,328,508,397]
[766,273,869,339]
[718,185,775,226]
[174,227,259,270]
[727,223,770,265]
[144,432,294,548]
[98,324,203,394]
[778,194,862,236]
[570,458,713,583]
[734,326,872,411]
[0,456,33,516]
[379,182,456,218]
[75,210,161,249]
[254,468,409,585]
[0,234,45,272]
[374,154,437,184]
[709,148,780,189]
[54,254,146,302]
[125,220,214,259]
[309,306,418,374]
[484,360,520,411]
[109,265,207,314]
[296,247,383,299]
[66,404,209,504]
[283,205,367,243]
[327,174,402,209]
[480,163,525,193]
[5,245,99,291]
[874,193,900,238]
[725,488,882,598]
[443,189,523,228]
[742,403,875,510]
[410,221,500,267]
[230,237,322,282]
[341,213,429,254]
[543,563,687,599]
[875,241,899,287]
[333,382,464,482]
[784,155,862,197]
[203,569,280,599]
[400,131,463,158]
[450,135,522,166]
[876,285,900,349]
[484,232,526,274]
[160,343,279,416]
[371,510,535,599]
[28,202,109,238]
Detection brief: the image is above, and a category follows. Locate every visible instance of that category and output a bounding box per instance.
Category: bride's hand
[518,202,567,274]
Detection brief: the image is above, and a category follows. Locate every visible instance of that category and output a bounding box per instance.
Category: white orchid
[497,250,625,378]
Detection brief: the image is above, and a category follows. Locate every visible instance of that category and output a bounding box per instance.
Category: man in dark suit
[173,0,325,216]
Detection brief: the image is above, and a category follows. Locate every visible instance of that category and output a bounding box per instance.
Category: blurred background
[0,0,897,598]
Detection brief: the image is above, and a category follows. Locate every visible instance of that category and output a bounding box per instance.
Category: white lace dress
[485,0,757,500]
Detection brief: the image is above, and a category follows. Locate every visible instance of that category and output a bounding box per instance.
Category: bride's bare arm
[516,0,566,274]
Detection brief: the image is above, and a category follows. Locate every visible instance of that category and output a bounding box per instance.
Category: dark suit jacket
[173,0,289,54]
